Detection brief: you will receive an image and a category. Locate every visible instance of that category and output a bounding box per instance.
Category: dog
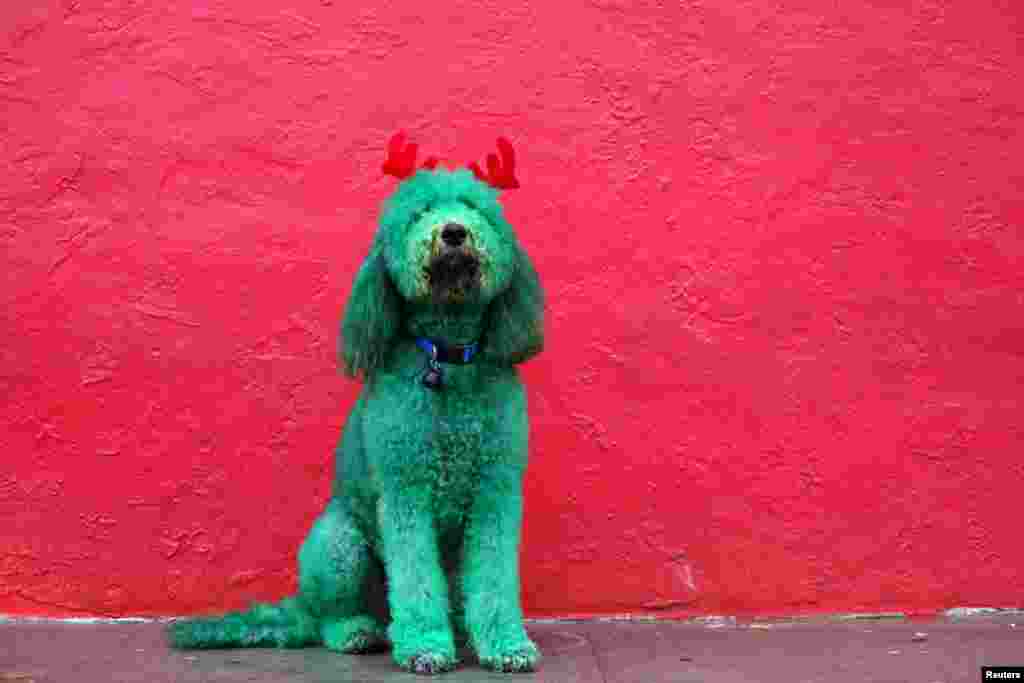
[169,132,545,675]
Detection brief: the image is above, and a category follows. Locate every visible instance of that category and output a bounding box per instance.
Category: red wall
[3,0,1023,619]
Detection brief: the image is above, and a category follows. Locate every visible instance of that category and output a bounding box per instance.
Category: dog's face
[341,151,543,376]
[377,169,519,306]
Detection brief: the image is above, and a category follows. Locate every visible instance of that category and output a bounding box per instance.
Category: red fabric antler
[468,137,520,189]
[381,131,420,180]
[383,132,521,189]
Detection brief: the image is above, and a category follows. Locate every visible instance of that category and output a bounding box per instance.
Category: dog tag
[422,359,443,389]
[422,368,443,389]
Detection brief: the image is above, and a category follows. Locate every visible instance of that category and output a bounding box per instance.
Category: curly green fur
[169,167,544,675]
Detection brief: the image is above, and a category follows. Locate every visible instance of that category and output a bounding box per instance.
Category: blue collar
[414,337,480,365]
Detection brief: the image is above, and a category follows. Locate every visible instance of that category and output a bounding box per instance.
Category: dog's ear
[481,247,544,365]
[339,248,402,378]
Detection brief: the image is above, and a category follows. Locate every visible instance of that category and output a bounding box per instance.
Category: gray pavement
[1,614,1022,682]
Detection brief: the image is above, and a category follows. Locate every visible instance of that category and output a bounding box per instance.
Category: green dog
[168,132,545,675]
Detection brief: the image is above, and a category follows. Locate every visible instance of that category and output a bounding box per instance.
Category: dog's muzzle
[425,249,480,296]
[424,223,480,299]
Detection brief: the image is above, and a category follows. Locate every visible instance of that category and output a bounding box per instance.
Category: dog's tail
[167,596,320,649]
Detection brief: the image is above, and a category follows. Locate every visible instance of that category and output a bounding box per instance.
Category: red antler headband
[381,131,520,190]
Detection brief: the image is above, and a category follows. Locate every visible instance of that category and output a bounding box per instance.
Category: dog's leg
[378,493,458,675]
[461,467,540,673]
[297,499,387,653]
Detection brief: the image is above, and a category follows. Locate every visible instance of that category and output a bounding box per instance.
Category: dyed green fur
[168,168,544,675]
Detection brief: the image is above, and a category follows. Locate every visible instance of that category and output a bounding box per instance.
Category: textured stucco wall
[2,0,1023,619]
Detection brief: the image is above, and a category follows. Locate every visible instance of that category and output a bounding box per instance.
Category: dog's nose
[441,223,467,247]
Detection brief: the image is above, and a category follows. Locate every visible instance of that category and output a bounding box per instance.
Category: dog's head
[378,165,516,306]
[340,132,544,377]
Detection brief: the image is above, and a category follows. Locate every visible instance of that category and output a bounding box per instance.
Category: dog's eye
[412,204,433,224]
[458,199,476,212]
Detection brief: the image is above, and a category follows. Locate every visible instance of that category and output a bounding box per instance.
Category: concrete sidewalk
[1,613,1021,682]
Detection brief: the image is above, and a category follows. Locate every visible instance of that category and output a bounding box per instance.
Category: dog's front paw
[479,638,541,673]
[399,651,459,675]
[391,626,458,675]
